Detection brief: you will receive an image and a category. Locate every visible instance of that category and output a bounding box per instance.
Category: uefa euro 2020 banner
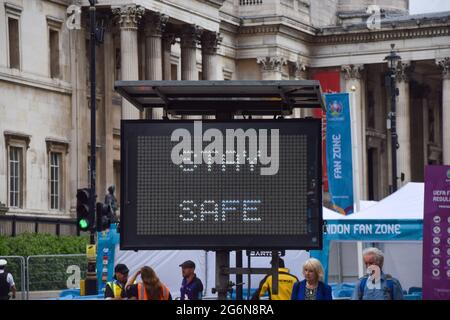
[325,93,354,215]
[422,165,450,300]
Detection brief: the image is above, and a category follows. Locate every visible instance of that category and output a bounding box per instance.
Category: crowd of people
[103,247,404,301]
[104,260,203,300]
[0,247,404,300]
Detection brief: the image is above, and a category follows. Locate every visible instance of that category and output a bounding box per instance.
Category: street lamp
[88,0,98,246]
[384,44,401,193]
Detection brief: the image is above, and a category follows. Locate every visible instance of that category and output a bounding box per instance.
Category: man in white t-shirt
[0,259,16,300]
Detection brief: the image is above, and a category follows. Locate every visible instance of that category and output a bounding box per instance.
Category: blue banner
[96,224,120,292]
[323,220,423,241]
[325,93,354,215]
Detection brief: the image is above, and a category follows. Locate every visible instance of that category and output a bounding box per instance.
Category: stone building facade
[0,0,449,234]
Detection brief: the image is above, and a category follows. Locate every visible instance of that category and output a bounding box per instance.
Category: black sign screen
[121,120,322,250]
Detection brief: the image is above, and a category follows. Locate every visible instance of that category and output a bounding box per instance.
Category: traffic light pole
[89,3,97,245]
[85,1,98,296]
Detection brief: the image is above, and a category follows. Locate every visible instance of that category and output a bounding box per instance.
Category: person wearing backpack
[0,259,16,300]
[352,247,404,300]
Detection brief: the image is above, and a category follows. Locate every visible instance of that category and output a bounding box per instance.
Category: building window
[8,17,20,69]
[5,3,22,69]
[46,139,68,211]
[9,147,23,208]
[46,16,63,79]
[171,64,178,80]
[49,152,61,209]
[49,29,60,78]
[5,131,29,209]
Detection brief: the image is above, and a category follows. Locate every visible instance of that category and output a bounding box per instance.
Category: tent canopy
[312,183,425,286]
[323,183,424,221]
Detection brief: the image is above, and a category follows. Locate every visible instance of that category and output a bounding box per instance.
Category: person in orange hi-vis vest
[125,266,172,300]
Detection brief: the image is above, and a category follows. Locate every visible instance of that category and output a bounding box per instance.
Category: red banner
[311,69,341,192]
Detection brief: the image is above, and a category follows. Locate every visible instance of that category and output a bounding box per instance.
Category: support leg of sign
[215,250,230,300]
[247,253,251,300]
[214,110,233,300]
[271,250,279,295]
[236,250,243,300]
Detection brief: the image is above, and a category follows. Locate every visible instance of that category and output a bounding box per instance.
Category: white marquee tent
[114,183,424,298]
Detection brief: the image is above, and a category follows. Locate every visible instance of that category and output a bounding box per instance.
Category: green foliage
[0,233,90,291]
[0,233,89,256]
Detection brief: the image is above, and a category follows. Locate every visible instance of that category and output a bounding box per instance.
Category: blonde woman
[291,258,332,300]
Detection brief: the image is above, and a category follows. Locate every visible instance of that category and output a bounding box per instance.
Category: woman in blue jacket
[291,258,333,300]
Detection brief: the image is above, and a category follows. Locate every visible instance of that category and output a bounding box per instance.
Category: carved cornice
[144,12,169,37]
[316,26,450,44]
[236,21,450,46]
[201,31,223,55]
[341,64,364,80]
[180,25,202,49]
[257,56,287,73]
[436,57,450,79]
[240,25,281,35]
[112,5,145,31]
[203,0,227,9]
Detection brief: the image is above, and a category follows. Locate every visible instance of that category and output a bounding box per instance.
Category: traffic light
[96,202,112,232]
[76,188,94,232]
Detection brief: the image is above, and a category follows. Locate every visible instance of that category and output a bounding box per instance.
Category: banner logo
[328,100,343,118]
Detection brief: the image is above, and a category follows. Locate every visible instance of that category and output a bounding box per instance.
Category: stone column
[145,12,168,119]
[201,31,222,80]
[201,31,222,119]
[181,25,201,81]
[289,59,310,118]
[113,5,144,120]
[395,61,412,185]
[437,57,450,164]
[342,64,368,200]
[257,56,286,80]
[181,25,201,119]
[162,33,176,80]
[102,28,115,194]
[257,56,286,119]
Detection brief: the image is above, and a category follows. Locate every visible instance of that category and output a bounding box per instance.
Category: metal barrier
[26,254,87,300]
[0,256,26,300]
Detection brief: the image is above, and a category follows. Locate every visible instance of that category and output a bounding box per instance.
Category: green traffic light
[79,219,89,229]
